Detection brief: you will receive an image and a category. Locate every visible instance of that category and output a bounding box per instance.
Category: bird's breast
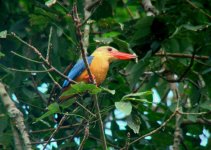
[76,57,109,85]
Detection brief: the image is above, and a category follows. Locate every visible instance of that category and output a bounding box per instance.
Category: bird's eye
[107,48,112,51]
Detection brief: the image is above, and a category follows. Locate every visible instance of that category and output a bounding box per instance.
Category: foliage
[0,0,211,149]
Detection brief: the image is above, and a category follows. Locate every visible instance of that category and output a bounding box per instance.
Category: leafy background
[0,0,211,149]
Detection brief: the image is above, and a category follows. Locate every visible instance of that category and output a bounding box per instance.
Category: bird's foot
[84,74,96,83]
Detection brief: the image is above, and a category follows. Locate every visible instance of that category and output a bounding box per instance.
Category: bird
[60,46,136,101]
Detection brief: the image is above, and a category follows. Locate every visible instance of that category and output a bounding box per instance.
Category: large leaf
[35,102,60,122]
[115,101,132,116]
[60,82,102,98]
[127,114,141,134]
[0,30,7,38]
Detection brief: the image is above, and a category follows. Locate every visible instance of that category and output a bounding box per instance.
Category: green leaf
[0,30,7,38]
[45,0,56,7]
[121,91,152,104]
[60,82,102,98]
[115,101,132,116]
[132,16,154,41]
[0,52,5,58]
[35,103,60,123]
[100,87,115,95]
[124,98,152,104]
[113,38,136,54]
[187,114,197,122]
[60,98,76,109]
[127,115,141,134]
[122,91,152,99]
[183,24,211,31]
[200,101,211,110]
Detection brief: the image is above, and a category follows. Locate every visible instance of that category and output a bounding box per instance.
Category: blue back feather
[62,56,94,87]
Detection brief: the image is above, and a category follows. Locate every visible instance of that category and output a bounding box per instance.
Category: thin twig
[178,111,211,116]
[30,123,80,134]
[42,65,62,89]
[186,0,211,19]
[81,0,102,27]
[31,134,73,145]
[122,132,130,150]
[11,32,77,84]
[182,118,211,126]
[46,27,53,62]
[31,75,48,104]
[128,111,177,146]
[89,135,120,149]
[6,67,53,73]
[48,63,73,104]
[78,123,89,150]
[42,114,67,150]
[122,0,135,19]
[155,52,209,60]
[156,51,197,83]
[11,51,42,64]
[75,101,96,117]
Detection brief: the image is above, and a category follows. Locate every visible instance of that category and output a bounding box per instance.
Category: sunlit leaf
[0,52,5,58]
[61,82,101,98]
[45,0,56,7]
[115,101,132,116]
[127,115,141,134]
[0,30,7,38]
[34,103,60,123]
[100,87,115,95]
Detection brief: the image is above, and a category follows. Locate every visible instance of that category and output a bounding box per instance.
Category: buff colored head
[91,46,136,62]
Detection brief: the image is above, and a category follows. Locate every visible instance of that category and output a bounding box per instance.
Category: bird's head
[92,46,136,62]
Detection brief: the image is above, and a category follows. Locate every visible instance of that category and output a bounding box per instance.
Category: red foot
[84,74,96,83]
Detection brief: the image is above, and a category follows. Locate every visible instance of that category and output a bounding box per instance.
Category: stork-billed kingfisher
[60,46,136,100]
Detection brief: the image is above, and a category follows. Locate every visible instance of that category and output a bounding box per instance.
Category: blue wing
[62,56,94,87]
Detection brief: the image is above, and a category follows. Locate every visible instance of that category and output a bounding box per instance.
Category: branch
[48,63,73,104]
[155,52,209,60]
[0,82,32,150]
[42,114,67,150]
[75,101,96,117]
[6,67,53,73]
[31,75,48,104]
[140,0,159,16]
[46,26,53,62]
[72,4,95,84]
[186,0,211,19]
[11,51,42,64]
[81,0,102,27]
[128,111,177,146]
[10,32,77,84]
[72,3,107,150]
[157,51,196,83]
[11,121,24,150]
[122,0,135,19]
[31,134,73,145]
[182,118,211,126]
[78,123,89,150]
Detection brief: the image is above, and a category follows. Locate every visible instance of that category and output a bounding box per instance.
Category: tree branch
[72,3,107,150]
[78,123,89,150]
[155,52,209,60]
[140,0,159,16]
[43,114,67,150]
[10,32,77,84]
[0,82,32,150]
[128,111,177,146]
[11,121,24,150]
